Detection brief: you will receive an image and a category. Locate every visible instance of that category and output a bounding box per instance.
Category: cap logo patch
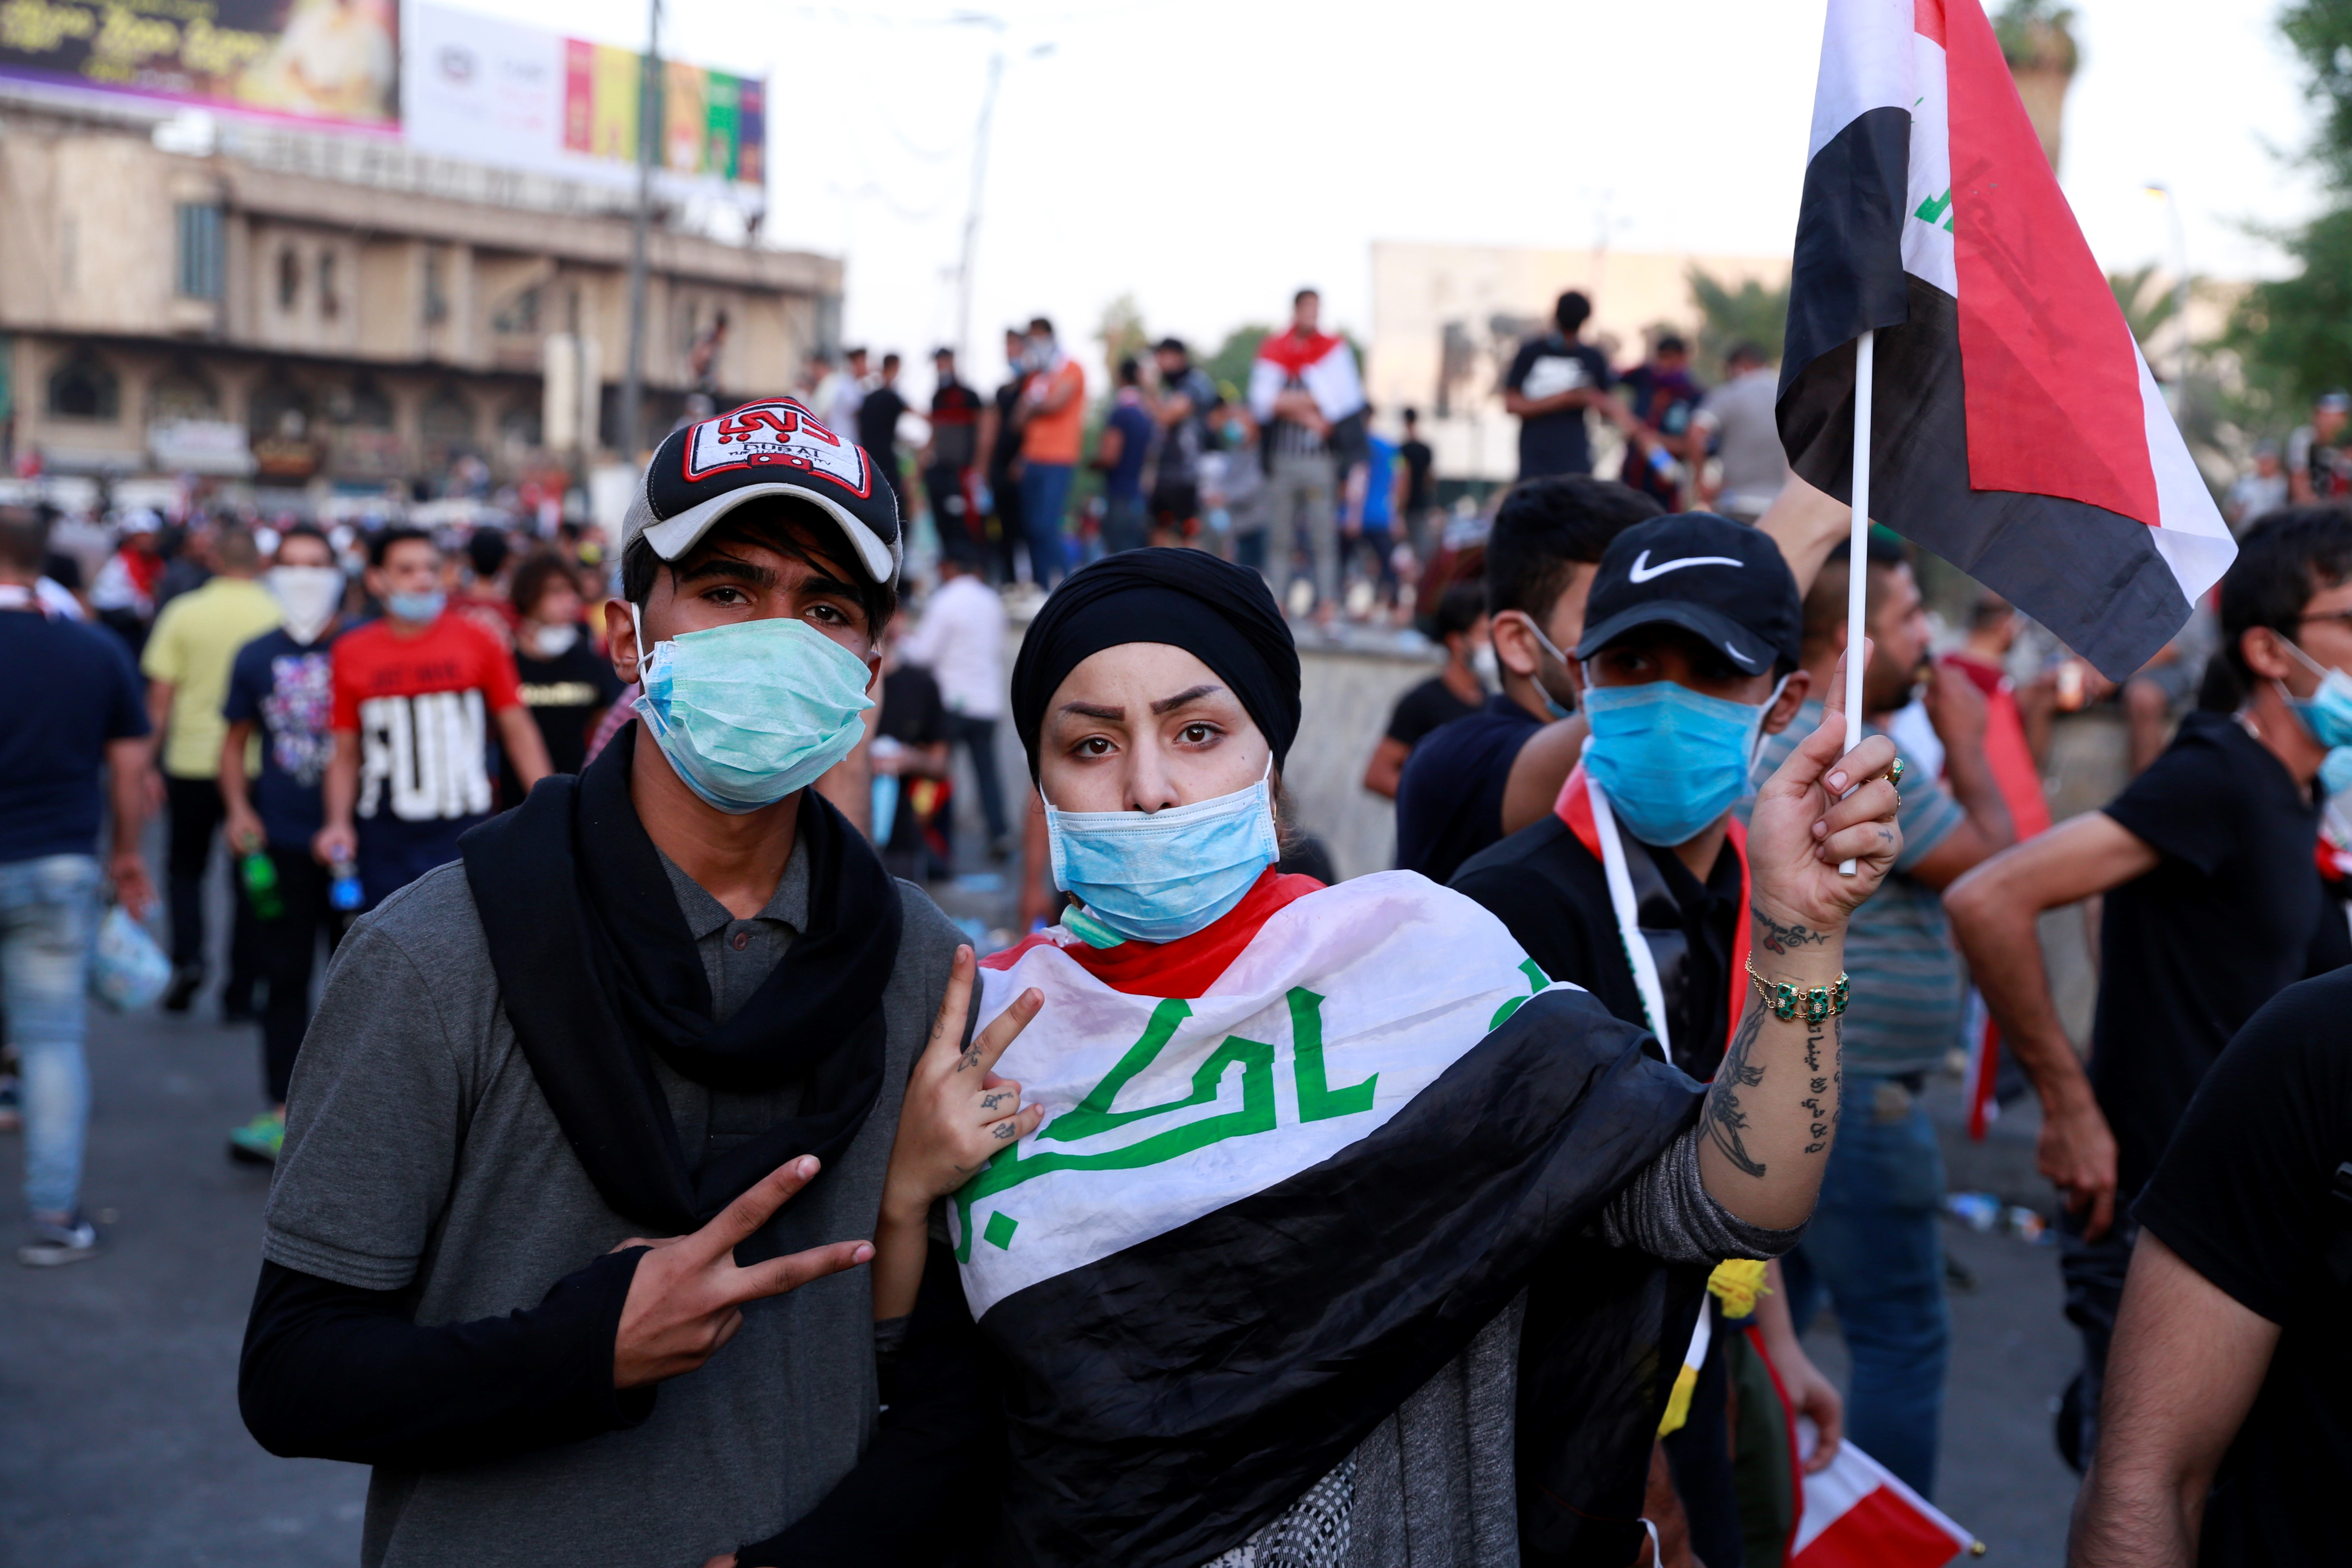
[1627,550,1744,583]
[681,399,873,498]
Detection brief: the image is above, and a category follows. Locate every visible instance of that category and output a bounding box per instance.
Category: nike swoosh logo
[1628,550,1746,583]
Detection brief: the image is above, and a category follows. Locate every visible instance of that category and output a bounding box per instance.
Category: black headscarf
[1011,548,1301,777]
[459,724,902,1235]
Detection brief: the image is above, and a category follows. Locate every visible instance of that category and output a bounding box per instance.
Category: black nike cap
[1575,511,1802,676]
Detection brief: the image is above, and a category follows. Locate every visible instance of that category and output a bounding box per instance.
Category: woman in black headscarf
[866,548,1901,1568]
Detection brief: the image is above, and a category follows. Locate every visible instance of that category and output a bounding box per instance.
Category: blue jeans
[0,854,102,1218]
[1017,462,1075,587]
[1782,1075,1952,1498]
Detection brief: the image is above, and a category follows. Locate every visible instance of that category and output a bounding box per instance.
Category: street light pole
[621,0,663,463]
[954,42,1005,371]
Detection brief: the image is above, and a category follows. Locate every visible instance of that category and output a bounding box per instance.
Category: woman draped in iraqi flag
[869,548,1902,1568]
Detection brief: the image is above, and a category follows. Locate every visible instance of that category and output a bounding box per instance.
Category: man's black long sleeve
[735,1240,1004,1568]
[239,1250,656,1470]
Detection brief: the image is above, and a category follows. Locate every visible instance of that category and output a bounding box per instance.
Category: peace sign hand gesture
[609,1156,873,1389]
[883,945,1045,1226]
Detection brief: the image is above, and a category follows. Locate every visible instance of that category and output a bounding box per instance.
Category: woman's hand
[1744,643,1903,946]
[882,946,1045,1225]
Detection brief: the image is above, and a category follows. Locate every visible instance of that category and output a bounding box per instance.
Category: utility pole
[620,0,662,463]
[954,43,1005,371]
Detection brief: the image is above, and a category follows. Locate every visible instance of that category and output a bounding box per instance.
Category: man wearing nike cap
[240,396,1023,1567]
[1451,511,1848,1564]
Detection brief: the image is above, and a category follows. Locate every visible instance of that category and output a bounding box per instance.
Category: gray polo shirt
[263,836,963,1568]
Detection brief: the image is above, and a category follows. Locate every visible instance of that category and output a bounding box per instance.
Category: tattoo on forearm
[1702,1004,1770,1178]
[1751,905,1832,956]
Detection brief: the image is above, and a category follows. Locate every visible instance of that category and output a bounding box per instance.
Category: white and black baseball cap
[1575,512,1802,675]
[621,397,901,584]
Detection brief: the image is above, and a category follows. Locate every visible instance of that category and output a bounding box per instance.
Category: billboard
[404,4,763,205]
[0,0,397,127]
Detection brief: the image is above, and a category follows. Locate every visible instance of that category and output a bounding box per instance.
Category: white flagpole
[1839,329,1875,877]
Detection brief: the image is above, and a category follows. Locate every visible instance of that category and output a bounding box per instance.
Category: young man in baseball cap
[241,397,1018,1566]
[1450,511,1847,1565]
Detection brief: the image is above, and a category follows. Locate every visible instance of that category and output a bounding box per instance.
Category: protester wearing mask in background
[141,522,282,1016]
[217,525,349,1167]
[1947,506,2352,1470]
[1013,317,1087,588]
[1452,514,1848,1566]
[241,398,1009,1568]
[1744,530,2015,1502]
[866,545,1903,1568]
[313,528,549,912]
[1394,476,1659,884]
[502,550,624,802]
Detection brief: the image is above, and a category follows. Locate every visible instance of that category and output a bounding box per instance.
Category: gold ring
[1887,756,1907,788]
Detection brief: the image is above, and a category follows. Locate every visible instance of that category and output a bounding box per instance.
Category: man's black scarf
[461,725,902,1234]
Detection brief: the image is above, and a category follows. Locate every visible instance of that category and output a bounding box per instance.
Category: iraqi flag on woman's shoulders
[1779,0,2234,681]
[961,870,1708,1568]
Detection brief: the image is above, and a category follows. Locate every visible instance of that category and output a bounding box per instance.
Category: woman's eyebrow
[1059,701,1124,721]
[1149,684,1223,716]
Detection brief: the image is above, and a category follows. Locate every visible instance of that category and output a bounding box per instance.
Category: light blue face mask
[2281,639,2352,749]
[2324,745,2352,799]
[386,588,445,623]
[631,610,875,815]
[1583,675,1787,848]
[1044,761,1280,946]
[1504,611,1574,720]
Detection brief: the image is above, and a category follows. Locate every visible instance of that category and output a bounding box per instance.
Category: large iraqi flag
[1779,0,2236,680]
[958,872,1709,1568]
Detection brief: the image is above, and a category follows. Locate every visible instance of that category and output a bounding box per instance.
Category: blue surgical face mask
[1583,674,1788,848]
[631,609,876,815]
[2281,639,2352,749]
[1044,760,1280,946]
[386,588,445,624]
[2324,745,2352,799]
[1504,612,1574,720]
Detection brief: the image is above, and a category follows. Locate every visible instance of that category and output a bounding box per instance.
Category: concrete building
[0,93,841,510]
[1368,241,1789,484]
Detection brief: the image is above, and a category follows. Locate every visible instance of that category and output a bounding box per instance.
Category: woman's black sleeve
[734,1239,1005,1568]
[238,1250,657,1470]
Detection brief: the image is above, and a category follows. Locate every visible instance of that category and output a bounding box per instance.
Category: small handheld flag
[1781,0,2235,686]
[1793,1421,1982,1567]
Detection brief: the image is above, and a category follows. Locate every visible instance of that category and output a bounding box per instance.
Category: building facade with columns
[0,94,840,510]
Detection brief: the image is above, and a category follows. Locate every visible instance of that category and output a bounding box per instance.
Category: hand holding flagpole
[1839,329,1875,876]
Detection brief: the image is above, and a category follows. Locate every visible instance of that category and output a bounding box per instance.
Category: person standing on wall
[1011,318,1086,589]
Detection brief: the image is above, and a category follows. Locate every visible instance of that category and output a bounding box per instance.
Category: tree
[1685,266,1788,380]
[1204,326,1272,406]
[2230,0,2352,417]
[2107,264,2186,355]
[1096,293,1150,383]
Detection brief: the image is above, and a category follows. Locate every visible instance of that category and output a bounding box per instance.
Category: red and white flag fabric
[1792,1422,1979,1568]
[1778,0,2235,680]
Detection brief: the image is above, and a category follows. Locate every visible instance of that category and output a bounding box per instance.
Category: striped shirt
[1746,700,1966,1078]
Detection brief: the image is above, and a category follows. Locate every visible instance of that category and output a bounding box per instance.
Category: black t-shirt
[1385,674,1485,750]
[2095,711,2328,1198]
[1454,813,1739,1081]
[929,378,983,470]
[989,381,1026,479]
[509,635,624,785]
[1400,438,1435,513]
[1393,692,1543,885]
[1504,333,1614,479]
[880,664,949,855]
[858,386,910,478]
[2134,966,2352,1566]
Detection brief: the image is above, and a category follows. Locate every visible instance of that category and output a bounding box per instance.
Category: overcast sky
[453,0,2324,383]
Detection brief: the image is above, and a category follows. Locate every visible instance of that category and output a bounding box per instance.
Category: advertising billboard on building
[403,3,763,206]
[0,0,397,126]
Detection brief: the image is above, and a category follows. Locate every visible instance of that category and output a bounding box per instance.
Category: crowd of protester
[3,278,2351,1568]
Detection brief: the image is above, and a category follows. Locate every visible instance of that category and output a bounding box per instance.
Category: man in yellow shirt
[141,524,282,1013]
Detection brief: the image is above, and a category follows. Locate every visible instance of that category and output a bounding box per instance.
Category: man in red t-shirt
[314,528,548,908]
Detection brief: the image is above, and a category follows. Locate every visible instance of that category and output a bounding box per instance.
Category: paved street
[1,868,2084,1567]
